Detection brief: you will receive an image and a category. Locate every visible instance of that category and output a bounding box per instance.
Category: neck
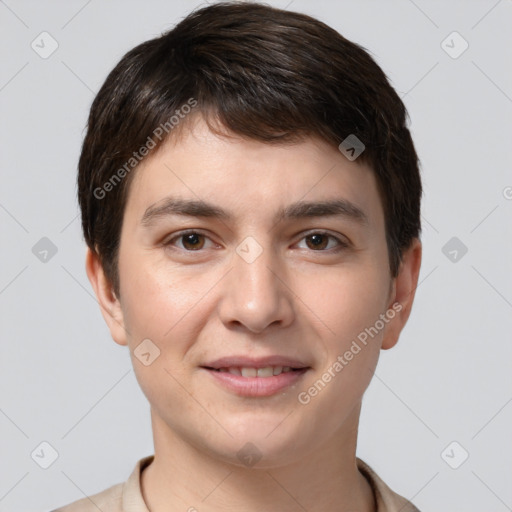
[141,405,375,512]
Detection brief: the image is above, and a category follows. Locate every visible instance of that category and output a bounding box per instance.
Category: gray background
[1,0,511,510]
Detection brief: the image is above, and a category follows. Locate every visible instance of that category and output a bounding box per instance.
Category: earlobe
[381,238,422,350]
[85,248,128,346]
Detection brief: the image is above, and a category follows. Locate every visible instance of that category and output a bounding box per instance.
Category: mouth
[203,365,306,377]
[200,360,310,397]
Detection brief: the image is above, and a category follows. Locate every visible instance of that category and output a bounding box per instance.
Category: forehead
[124,116,384,231]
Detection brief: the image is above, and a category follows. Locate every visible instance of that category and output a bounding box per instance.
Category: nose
[217,240,295,334]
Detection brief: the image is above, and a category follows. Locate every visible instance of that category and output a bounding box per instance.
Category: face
[88,115,420,468]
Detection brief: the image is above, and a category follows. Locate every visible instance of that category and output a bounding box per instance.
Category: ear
[381,238,422,350]
[85,248,128,346]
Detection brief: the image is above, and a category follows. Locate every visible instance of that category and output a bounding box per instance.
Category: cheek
[119,249,200,340]
[295,260,390,345]
[118,253,220,397]
[294,258,391,413]
[120,263,200,414]
[295,271,387,431]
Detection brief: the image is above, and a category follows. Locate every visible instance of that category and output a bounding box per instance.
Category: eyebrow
[140,196,369,227]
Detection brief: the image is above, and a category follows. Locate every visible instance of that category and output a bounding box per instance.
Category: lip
[202,355,310,369]
[202,366,309,397]
[200,355,311,397]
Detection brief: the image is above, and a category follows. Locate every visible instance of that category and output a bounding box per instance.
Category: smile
[211,366,299,377]
[202,366,309,397]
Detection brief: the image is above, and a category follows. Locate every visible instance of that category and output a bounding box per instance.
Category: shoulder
[49,455,154,512]
[50,482,123,512]
[357,458,421,512]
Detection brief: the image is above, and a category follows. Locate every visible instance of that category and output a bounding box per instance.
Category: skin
[86,115,422,512]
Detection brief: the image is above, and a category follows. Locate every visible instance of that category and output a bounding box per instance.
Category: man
[54,2,422,510]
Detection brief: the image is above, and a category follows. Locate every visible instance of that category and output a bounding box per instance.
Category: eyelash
[163,229,349,253]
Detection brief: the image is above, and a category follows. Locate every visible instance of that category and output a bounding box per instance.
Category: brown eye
[164,231,214,251]
[180,233,205,250]
[299,232,347,252]
[305,233,330,250]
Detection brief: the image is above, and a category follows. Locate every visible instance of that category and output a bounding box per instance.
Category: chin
[202,418,315,469]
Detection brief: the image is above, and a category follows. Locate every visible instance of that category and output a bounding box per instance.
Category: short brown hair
[78,1,422,298]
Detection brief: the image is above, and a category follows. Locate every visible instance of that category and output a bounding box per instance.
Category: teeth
[257,367,274,377]
[240,367,257,378]
[215,365,300,377]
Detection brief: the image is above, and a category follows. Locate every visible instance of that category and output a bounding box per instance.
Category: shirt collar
[122,455,419,512]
